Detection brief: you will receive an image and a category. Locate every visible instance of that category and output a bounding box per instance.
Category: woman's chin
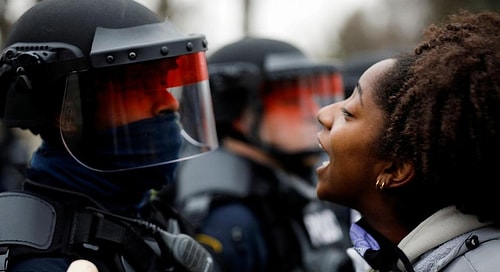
[315,182,328,200]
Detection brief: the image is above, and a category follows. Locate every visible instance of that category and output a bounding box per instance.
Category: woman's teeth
[316,160,330,172]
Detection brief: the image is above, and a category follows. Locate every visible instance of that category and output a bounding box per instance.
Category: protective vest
[175,148,352,272]
[0,180,214,272]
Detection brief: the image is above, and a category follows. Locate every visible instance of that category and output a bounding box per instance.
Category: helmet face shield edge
[60,22,217,172]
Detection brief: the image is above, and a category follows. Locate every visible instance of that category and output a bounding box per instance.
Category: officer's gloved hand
[66,259,99,272]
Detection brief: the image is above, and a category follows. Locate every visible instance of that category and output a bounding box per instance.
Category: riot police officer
[174,37,354,272]
[0,0,218,271]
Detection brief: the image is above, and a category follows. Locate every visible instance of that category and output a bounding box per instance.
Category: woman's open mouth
[316,140,331,172]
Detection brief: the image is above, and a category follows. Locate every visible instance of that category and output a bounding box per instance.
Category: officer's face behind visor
[259,72,343,154]
[60,25,217,172]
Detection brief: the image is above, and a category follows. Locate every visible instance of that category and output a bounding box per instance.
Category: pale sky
[7,0,383,58]
[159,0,383,58]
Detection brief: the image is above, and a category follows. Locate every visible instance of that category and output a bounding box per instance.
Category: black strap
[71,209,167,272]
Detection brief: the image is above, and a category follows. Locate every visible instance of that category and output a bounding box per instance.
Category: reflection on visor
[264,72,344,113]
[59,52,217,172]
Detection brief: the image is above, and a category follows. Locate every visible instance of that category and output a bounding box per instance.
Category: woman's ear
[389,160,414,188]
[379,160,415,189]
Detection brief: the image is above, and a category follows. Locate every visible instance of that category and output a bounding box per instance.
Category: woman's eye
[341,107,352,117]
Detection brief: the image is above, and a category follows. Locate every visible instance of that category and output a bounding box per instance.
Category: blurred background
[2,0,499,60]
[0,0,499,189]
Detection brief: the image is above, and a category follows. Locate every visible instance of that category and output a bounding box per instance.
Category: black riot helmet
[208,37,343,163]
[0,0,217,172]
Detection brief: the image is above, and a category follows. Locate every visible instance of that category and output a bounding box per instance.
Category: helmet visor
[259,72,343,153]
[60,52,218,171]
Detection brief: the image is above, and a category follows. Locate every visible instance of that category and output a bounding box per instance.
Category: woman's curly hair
[374,10,500,227]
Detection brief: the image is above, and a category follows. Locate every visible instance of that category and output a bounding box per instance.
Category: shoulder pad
[176,148,252,200]
[0,192,56,249]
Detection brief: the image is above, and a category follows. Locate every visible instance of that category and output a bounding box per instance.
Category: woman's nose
[317,104,334,129]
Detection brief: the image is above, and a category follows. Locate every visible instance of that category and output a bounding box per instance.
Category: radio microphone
[87,208,214,272]
[156,228,214,272]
